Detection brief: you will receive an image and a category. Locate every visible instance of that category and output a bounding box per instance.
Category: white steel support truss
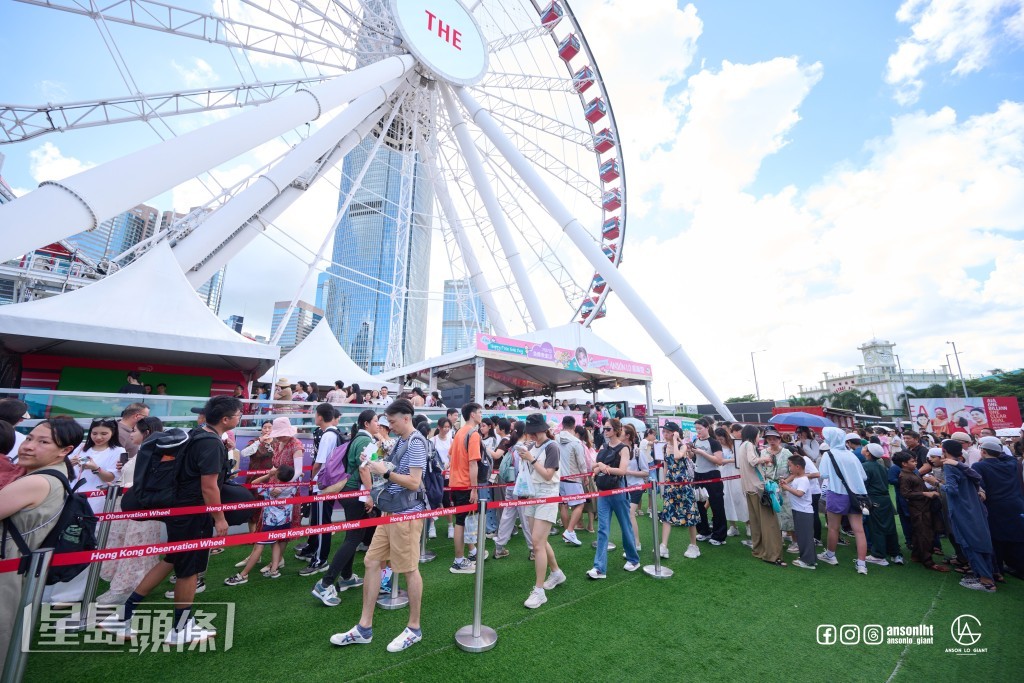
[418,139,508,337]
[0,53,415,263]
[440,84,548,330]
[455,86,735,419]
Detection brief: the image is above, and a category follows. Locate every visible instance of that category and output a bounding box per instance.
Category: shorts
[451,490,471,525]
[825,491,856,515]
[365,517,424,573]
[257,522,291,545]
[559,480,585,507]
[629,489,644,506]
[163,514,213,579]
[528,502,559,524]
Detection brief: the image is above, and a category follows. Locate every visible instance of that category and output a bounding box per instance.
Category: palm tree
[787,396,824,407]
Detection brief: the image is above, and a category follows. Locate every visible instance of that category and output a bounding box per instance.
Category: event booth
[0,242,279,394]
[385,323,655,411]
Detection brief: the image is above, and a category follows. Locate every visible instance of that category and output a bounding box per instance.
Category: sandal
[926,563,950,573]
[763,559,787,567]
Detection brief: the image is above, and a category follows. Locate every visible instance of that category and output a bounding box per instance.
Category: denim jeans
[480,488,498,534]
[594,492,639,572]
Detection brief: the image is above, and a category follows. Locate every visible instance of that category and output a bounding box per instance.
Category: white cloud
[27,142,95,182]
[171,58,220,88]
[886,0,1024,104]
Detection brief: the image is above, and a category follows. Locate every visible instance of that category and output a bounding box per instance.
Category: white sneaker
[234,559,248,568]
[428,523,437,539]
[817,552,839,566]
[524,587,547,609]
[892,554,905,565]
[659,544,670,559]
[467,549,489,562]
[585,567,606,580]
[855,561,868,575]
[330,625,372,646]
[786,544,800,555]
[386,627,423,652]
[865,555,890,566]
[312,581,340,607]
[447,525,455,539]
[542,570,566,590]
[727,527,739,537]
[163,618,215,646]
[792,559,816,570]
[562,530,582,546]
[696,534,711,542]
[623,561,640,572]
[684,544,701,559]
[96,613,136,640]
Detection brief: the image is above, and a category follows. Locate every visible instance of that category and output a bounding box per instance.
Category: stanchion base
[376,590,410,610]
[419,550,437,563]
[642,564,674,579]
[454,624,498,652]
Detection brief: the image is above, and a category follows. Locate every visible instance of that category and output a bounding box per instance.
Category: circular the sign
[390,0,488,86]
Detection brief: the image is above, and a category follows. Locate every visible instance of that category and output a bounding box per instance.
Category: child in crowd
[893,453,949,573]
[862,443,903,566]
[225,464,296,585]
[780,455,816,569]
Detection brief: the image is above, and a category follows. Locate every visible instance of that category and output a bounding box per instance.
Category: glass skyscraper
[324,123,433,374]
[272,299,323,353]
[441,278,489,355]
[67,203,159,264]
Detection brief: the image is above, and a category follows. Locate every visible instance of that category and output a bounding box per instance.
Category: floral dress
[272,437,305,527]
[765,449,793,532]
[659,450,700,527]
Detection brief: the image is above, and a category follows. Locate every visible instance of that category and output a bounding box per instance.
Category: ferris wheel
[0,0,733,416]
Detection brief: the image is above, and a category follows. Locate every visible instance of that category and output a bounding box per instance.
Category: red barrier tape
[235,466,313,476]
[94,489,368,521]
[487,482,651,510]
[0,504,477,574]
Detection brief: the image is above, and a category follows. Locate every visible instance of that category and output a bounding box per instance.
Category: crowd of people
[2,393,1023,659]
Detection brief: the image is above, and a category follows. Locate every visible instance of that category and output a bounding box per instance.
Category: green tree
[963,369,1024,414]
[725,394,757,403]
[787,396,824,406]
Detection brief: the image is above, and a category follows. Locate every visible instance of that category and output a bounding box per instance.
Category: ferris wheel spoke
[480,71,576,93]
[440,84,547,330]
[455,85,734,418]
[0,77,332,145]
[419,139,509,337]
[14,0,352,69]
[468,86,594,148]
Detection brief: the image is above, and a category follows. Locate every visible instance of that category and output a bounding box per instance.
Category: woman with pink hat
[268,417,305,527]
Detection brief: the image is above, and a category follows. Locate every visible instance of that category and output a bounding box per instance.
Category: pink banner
[907,397,1022,435]
[475,333,652,380]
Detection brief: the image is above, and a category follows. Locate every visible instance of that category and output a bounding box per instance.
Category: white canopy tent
[258,320,399,392]
[0,242,279,376]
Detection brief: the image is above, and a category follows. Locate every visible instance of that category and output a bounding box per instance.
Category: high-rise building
[66,203,159,264]
[315,272,331,311]
[224,314,245,333]
[271,299,323,353]
[196,266,226,317]
[324,114,434,374]
[441,278,489,354]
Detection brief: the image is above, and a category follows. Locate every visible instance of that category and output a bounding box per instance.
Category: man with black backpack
[298,403,342,574]
[99,396,241,646]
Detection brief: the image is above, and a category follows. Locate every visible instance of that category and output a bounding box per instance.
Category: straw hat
[267,416,297,438]
[275,377,291,388]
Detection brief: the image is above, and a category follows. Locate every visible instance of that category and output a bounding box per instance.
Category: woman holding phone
[518,414,564,608]
[587,418,640,579]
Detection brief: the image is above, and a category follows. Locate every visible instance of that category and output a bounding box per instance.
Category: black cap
[190,406,205,415]
[524,413,548,434]
[661,421,682,434]
[942,439,963,458]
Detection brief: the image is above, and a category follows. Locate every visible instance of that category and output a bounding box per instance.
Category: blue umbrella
[768,412,837,428]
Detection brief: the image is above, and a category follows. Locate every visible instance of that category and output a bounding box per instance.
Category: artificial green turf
[23,503,1024,683]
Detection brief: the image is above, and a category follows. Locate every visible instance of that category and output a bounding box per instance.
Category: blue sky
[2,0,1023,404]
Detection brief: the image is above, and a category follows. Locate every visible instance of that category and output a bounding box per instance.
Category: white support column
[269,88,410,345]
[178,76,406,284]
[419,141,508,337]
[455,86,735,420]
[0,54,416,263]
[440,85,548,331]
[475,357,486,405]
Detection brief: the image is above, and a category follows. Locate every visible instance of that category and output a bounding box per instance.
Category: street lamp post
[894,354,910,421]
[750,349,766,400]
[946,341,969,399]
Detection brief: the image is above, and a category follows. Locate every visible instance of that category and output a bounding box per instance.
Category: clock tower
[859,339,896,372]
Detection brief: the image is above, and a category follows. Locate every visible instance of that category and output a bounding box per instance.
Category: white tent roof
[515,323,632,360]
[0,242,278,374]
[259,320,399,391]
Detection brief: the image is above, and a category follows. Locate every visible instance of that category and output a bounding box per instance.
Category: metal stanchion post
[642,482,673,579]
[419,514,436,563]
[65,484,121,632]
[1,548,53,683]
[455,497,497,652]
[377,515,409,610]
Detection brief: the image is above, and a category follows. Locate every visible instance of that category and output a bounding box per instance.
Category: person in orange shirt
[448,403,482,574]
